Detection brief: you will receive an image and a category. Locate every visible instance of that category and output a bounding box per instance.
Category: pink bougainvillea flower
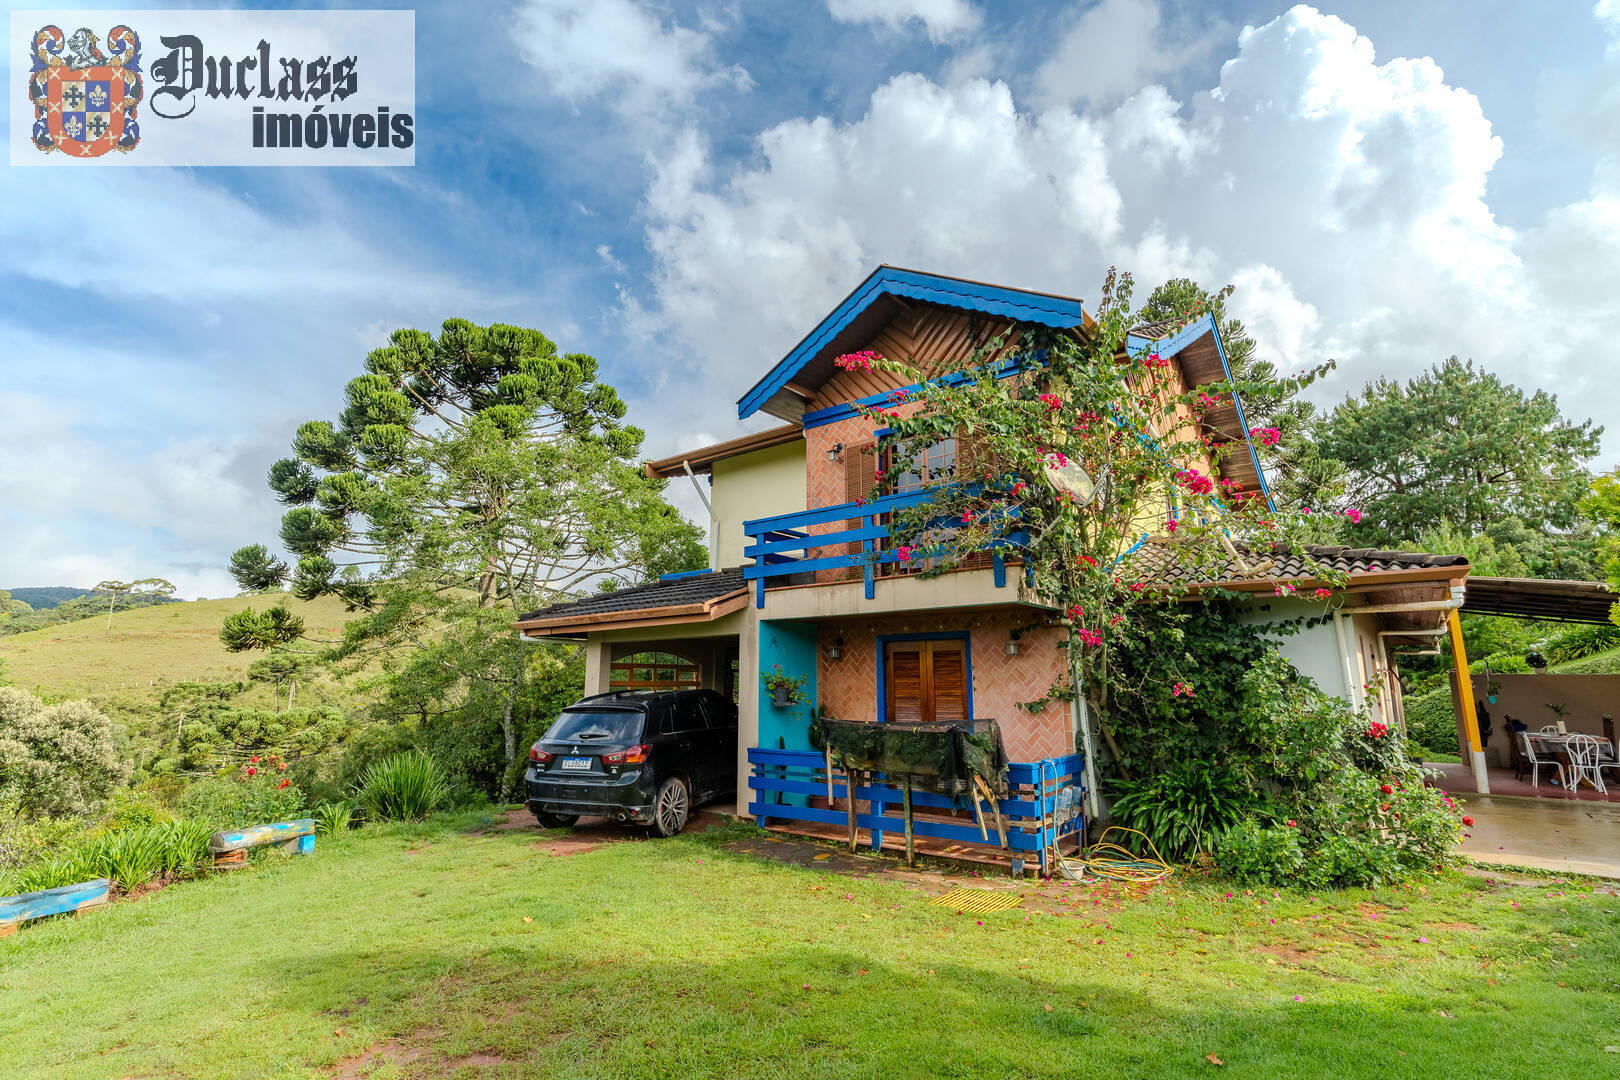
[1076,554,1098,568]
[1345,508,1363,524]
[1076,628,1103,647]
[1314,587,1332,599]
[1038,392,1063,411]
[896,545,914,563]
[833,349,882,372]
[1166,519,1179,534]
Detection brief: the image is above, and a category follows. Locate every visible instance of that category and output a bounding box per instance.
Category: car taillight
[529,745,552,764]
[600,744,650,766]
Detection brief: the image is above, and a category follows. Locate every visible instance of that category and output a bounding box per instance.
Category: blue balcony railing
[740,490,1028,608]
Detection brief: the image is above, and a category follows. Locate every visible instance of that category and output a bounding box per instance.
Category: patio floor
[1452,792,1620,879]
[1423,760,1620,803]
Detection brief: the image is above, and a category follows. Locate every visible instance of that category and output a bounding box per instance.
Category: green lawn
[2,814,1616,1079]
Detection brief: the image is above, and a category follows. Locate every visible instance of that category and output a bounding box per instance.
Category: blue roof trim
[738,267,1086,420]
[1128,313,1275,513]
[658,568,715,582]
[800,351,1042,430]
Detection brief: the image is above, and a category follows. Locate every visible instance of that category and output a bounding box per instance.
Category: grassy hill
[0,593,356,704]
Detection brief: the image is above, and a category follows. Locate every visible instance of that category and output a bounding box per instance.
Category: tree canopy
[1316,357,1601,545]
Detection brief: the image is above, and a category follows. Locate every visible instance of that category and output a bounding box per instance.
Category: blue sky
[3,0,1619,597]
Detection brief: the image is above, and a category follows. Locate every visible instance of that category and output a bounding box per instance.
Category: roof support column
[1446,608,1490,794]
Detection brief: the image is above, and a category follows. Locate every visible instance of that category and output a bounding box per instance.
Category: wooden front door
[884,639,968,724]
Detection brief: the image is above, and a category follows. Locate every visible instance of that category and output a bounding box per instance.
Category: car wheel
[533,810,579,828]
[652,776,690,838]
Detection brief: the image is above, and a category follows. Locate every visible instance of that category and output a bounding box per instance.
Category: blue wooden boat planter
[0,878,111,937]
[208,819,316,868]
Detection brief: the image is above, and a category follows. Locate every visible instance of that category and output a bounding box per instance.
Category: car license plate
[559,757,591,771]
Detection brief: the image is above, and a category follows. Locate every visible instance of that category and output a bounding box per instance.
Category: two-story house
[514,267,1480,862]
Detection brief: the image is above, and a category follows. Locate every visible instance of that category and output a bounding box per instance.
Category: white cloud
[627,3,1620,461]
[826,0,981,43]
[510,0,750,120]
[1032,0,1220,109]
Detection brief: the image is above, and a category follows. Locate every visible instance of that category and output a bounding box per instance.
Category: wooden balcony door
[884,639,968,724]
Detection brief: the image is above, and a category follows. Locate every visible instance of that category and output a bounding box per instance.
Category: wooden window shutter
[930,645,968,723]
[886,644,925,722]
[843,443,878,574]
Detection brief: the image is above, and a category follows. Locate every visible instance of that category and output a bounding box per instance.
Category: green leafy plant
[1214,820,1304,886]
[151,820,214,877]
[313,799,355,836]
[177,758,306,831]
[89,828,166,891]
[1108,761,1256,860]
[356,752,447,822]
[761,666,810,706]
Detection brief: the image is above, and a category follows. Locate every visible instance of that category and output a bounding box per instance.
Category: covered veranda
[1436,576,1620,801]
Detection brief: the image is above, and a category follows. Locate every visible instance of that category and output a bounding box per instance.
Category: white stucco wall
[710,440,807,569]
[1239,596,1354,701]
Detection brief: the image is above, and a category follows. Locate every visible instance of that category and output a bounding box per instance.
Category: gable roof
[1127,312,1272,508]
[738,266,1089,423]
[513,567,748,637]
[644,423,804,479]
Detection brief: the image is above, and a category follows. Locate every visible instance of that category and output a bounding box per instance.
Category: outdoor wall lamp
[1005,630,1022,656]
[825,635,844,660]
[827,442,844,463]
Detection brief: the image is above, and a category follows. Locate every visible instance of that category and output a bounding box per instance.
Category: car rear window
[545,709,643,742]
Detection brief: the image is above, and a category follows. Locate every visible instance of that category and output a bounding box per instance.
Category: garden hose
[1037,760,1173,883]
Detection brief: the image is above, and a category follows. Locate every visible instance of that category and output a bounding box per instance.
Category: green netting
[821,718,1008,795]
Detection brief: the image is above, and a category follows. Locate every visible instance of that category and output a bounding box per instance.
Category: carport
[1442,576,1617,798]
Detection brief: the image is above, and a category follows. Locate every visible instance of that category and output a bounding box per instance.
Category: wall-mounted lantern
[1005,629,1022,656]
[825,635,844,660]
[826,442,844,463]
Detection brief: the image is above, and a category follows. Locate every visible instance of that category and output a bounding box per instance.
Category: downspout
[1071,657,1104,825]
[682,461,718,571]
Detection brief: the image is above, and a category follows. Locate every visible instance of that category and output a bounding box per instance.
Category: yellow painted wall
[711,439,807,568]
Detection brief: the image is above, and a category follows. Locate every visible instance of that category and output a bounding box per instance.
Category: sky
[3,0,1619,598]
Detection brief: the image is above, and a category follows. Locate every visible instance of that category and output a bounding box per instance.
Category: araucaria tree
[228,320,703,796]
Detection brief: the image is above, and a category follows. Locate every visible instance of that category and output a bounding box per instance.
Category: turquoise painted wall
[757,620,819,753]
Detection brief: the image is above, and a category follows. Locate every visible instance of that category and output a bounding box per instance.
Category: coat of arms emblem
[27,25,143,157]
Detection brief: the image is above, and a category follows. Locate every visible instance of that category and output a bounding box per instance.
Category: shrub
[151,820,214,877]
[1215,820,1303,886]
[0,687,129,818]
[356,752,447,822]
[1108,761,1256,860]
[178,759,306,831]
[88,828,166,890]
[1544,623,1620,666]
[1402,687,1458,757]
[98,788,178,832]
[313,800,355,836]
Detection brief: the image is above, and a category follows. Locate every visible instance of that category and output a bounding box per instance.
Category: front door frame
[876,631,974,723]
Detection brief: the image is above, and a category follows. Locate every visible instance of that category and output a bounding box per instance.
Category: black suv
[524,689,738,837]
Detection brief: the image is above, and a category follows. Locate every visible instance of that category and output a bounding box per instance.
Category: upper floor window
[892,437,958,493]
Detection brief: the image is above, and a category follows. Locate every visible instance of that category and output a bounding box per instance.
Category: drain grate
[929,887,1024,913]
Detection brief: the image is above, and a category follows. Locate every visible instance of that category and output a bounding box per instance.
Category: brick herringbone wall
[816,610,1072,764]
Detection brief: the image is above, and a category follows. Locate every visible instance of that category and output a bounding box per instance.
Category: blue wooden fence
[746,747,1084,872]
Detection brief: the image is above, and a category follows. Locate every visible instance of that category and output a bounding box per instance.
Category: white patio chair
[1518,730,1566,790]
[1536,724,1562,735]
[1565,734,1607,795]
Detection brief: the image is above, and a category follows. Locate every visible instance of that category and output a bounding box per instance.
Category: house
[514,267,1478,863]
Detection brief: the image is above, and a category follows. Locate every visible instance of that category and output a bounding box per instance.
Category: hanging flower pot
[761,665,809,708]
[773,684,792,708]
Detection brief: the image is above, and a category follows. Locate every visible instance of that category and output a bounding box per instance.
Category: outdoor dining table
[1526,730,1607,791]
